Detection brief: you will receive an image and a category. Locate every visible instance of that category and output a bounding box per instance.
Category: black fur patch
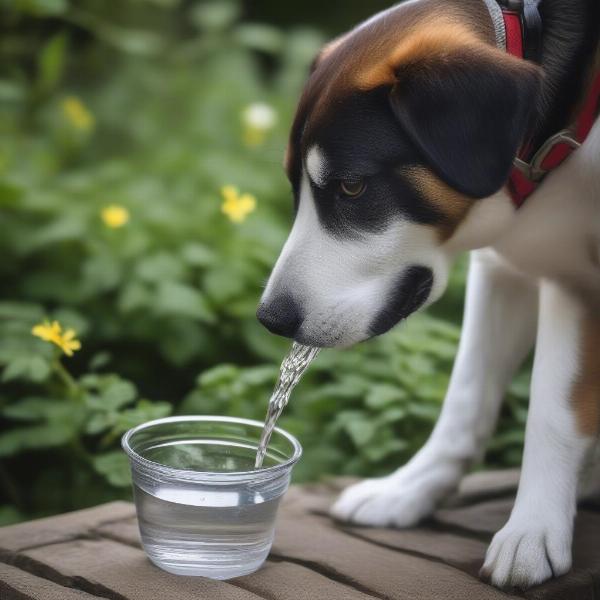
[304,89,445,237]
[369,266,433,337]
[389,48,541,199]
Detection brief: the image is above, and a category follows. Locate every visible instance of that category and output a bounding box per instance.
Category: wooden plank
[270,511,522,600]
[277,479,493,577]
[93,518,140,548]
[19,538,263,600]
[281,470,522,517]
[96,503,488,581]
[525,574,597,600]
[0,563,106,600]
[451,470,520,506]
[523,511,600,600]
[0,502,135,552]
[334,525,489,578]
[234,560,378,600]
[434,498,513,536]
[434,498,600,600]
[1,470,597,600]
[94,501,510,598]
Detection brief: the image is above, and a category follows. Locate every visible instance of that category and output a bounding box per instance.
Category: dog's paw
[331,477,434,527]
[480,519,572,589]
[331,465,458,527]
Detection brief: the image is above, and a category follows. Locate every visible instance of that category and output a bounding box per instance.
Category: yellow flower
[61,96,95,132]
[221,185,256,223]
[32,320,81,357]
[241,102,277,147]
[101,204,130,228]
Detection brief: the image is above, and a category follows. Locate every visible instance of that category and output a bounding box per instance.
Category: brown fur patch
[317,35,349,65]
[400,166,473,240]
[572,311,600,436]
[355,21,483,90]
[285,0,496,184]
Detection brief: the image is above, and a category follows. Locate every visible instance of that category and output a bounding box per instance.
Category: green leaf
[0,505,24,526]
[118,282,150,313]
[135,253,184,284]
[73,12,164,56]
[113,400,172,433]
[0,422,75,456]
[407,403,440,421]
[0,301,43,321]
[93,451,131,487]
[37,31,67,94]
[488,429,525,450]
[88,352,111,371]
[84,412,115,435]
[20,216,85,253]
[238,365,277,387]
[509,373,531,399]
[83,375,137,411]
[378,407,408,424]
[365,384,406,409]
[190,0,240,31]
[180,243,216,267]
[234,24,284,54]
[2,355,51,383]
[203,268,246,303]
[197,364,238,388]
[333,411,377,447]
[0,80,25,103]
[103,379,137,409]
[16,0,69,16]
[0,179,23,206]
[155,281,216,323]
[81,255,122,294]
[363,438,408,462]
[2,397,73,421]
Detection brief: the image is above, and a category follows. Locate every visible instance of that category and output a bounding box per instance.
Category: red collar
[501,2,600,207]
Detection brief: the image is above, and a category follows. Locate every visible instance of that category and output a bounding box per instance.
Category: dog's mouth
[287,266,434,348]
[368,266,434,338]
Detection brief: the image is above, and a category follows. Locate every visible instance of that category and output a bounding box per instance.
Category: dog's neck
[499,0,600,148]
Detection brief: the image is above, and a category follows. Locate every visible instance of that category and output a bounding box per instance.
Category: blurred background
[0,0,531,525]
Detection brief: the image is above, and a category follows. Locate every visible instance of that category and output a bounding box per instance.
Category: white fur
[331,120,600,586]
[444,191,515,254]
[332,248,539,525]
[306,145,328,188]
[264,92,600,587]
[494,118,600,291]
[481,282,592,588]
[262,172,450,347]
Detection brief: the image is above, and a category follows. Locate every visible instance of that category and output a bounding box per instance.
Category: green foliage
[0,0,530,524]
[181,315,530,481]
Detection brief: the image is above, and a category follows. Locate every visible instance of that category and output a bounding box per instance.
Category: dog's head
[258,1,541,347]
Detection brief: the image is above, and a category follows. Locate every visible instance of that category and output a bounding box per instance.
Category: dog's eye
[339,179,366,198]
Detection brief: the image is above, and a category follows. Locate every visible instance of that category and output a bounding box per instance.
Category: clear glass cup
[122,415,302,580]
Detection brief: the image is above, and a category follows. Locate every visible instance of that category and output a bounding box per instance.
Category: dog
[257,0,600,589]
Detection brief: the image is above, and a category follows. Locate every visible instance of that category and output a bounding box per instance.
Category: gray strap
[482,0,507,50]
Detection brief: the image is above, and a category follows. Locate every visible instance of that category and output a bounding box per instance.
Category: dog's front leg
[481,281,597,589]
[331,248,538,527]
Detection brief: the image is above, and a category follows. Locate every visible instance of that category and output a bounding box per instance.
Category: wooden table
[1,469,599,600]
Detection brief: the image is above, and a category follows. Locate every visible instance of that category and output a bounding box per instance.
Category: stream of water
[254,342,320,469]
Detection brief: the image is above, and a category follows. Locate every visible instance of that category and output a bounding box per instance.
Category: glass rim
[121,415,302,481]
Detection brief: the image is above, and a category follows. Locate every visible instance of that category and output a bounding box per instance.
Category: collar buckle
[498,0,524,12]
[513,130,581,182]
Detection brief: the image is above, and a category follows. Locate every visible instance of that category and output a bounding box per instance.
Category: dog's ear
[389,48,542,198]
[310,34,349,74]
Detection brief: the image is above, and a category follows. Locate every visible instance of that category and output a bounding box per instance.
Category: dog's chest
[493,118,600,291]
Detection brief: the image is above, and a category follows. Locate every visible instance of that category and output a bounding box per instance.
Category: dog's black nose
[257,294,302,338]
